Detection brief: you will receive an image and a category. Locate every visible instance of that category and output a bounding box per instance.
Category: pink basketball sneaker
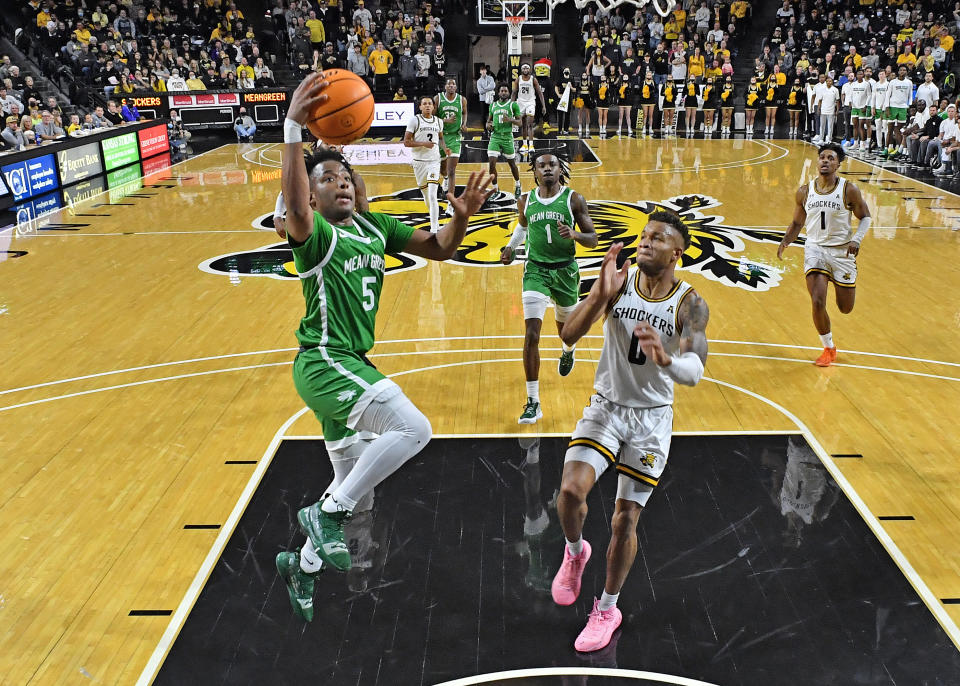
[574,598,623,652]
[551,539,592,606]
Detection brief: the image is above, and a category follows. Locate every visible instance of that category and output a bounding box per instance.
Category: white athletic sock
[526,380,539,401]
[562,341,575,353]
[566,536,584,556]
[329,394,432,511]
[819,332,834,349]
[300,540,323,573]
[424,183,440,233]
[598,590,619,611]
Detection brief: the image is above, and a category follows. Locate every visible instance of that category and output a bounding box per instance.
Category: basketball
[305,69,375,145]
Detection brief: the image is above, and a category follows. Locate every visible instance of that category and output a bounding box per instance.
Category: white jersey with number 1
[804,177,851,247]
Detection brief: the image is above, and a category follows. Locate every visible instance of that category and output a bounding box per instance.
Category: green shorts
[887,106,908,122]
[442,132,461,157]
[522,260,580,308]
[487,135,516,158]
[874,108,887,121]
[293,346,400,429]
[851,107,866,118]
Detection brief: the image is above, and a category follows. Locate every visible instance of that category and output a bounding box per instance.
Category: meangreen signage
[101,131,140,171]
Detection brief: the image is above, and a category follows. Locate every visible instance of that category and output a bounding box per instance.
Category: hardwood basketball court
[1,137,959,684]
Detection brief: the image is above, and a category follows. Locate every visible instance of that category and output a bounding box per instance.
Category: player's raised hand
[287,72,330,125]
[595,242,629,301]
[634,321,671,366]
[447,171,494,218]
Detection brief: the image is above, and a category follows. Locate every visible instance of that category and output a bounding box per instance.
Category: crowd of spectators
[270,0,450,100]
[534,0,751,136]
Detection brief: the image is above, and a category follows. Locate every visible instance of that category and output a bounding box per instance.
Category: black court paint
[155,436,960,685]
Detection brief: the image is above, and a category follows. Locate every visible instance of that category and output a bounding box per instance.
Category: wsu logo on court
[199,191,788,291]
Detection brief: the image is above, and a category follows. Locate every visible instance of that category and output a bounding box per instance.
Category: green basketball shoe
[558,349,575,376]
[518,398,543,424]
[275,551,320,621]
[297,499,352,571]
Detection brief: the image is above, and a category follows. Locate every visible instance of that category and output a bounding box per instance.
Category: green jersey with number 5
[524,186,576,263]
[291,211,415,352]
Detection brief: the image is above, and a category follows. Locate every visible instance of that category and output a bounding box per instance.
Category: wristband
[273,191,286,220]
[283,118,303,144]
[852,215,871,244]
[662,351,704,386]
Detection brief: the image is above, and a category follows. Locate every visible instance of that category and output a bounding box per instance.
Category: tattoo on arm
[678,291,710,363]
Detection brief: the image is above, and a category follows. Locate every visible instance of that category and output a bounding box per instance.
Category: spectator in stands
[0,87,23,117]
[414,45,430,95]
[2,116,27,150]
[103,101,124,126]
[253,58,275,87]
[349,43,369,79]
[477,64,496,129]
[66,113,82,135]
[35,110,64,142]
[91,105,110,128]
[82,113,96,131]
[234,106,256,142]
[369,41,393,91]
[237,57,255,89]
[203,66,223,89]
[320,42,340,70]
[167,69,188,91]
[21,76,40,106]
[20,115,36,144]
[306,10,325,53]
[393,85,407,101]
[120,102,142,122]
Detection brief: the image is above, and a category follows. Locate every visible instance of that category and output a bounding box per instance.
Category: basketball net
[506,16,525,55]
[545,0,676,17]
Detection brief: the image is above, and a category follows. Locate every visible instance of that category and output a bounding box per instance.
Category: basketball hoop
[545,0,676,17]
[506,15,525,55]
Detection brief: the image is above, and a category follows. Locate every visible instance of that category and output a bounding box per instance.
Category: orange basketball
[305,70,375,145]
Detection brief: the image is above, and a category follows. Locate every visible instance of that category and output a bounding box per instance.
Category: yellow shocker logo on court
[200,191,789,292]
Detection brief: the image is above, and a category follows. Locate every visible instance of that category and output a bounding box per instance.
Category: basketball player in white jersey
[404,95,449,233]
[550,213,710,652]
[778,143,871,366]
[512,63,546,154]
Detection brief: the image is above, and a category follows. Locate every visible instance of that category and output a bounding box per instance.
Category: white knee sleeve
[424,184,440,233]
[330,392,432,510]
[554,302,577,323]
[522,290,550,321]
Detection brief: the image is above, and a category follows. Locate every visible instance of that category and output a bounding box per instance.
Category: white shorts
[412,159,441,188]
[518,101,536,117]
[565,394,673,506]
[803,242,857,287]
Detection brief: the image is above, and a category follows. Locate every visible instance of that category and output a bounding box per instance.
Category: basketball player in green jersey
[487,84,524,198]
[275,73,494,621]
[435,77,467,212]
[500,150,597,423]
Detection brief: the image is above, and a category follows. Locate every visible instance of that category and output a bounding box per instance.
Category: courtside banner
[371,102,414,128]
[102,132,140,172]
[2,154,58,202]
[137,124,169,159]
[342,143,413,166]
[57,142,104,186]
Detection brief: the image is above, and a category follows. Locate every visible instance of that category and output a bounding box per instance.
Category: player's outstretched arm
[778,184,808,260]
[561,242,628,346]
[558,191,598,248]
[283,73,330,243]
[403,171,494,261]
